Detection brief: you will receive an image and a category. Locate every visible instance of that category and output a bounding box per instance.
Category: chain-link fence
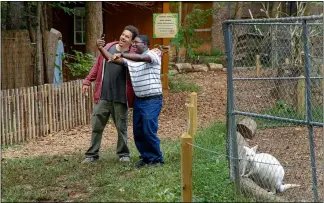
[223,15,324,202]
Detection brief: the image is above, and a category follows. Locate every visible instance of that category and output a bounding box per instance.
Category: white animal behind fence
[241,145,301,195]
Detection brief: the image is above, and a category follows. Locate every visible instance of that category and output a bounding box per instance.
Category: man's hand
[113,53,122,59]
[108,53,122,62]
[82,85,89,95]
[96,39,105,48]
[151,48,162,57]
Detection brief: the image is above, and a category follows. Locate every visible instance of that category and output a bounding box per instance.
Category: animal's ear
[252,145,258,152]
[243,146,249,151]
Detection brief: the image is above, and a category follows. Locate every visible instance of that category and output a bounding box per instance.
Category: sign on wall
[153,13,178,38]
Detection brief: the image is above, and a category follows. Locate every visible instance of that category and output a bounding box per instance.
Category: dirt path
[2,72,227,159]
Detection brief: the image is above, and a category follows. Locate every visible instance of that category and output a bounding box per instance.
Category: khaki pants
[85,100,129,159]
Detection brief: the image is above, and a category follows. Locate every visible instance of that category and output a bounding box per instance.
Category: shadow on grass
[2,122,251,202]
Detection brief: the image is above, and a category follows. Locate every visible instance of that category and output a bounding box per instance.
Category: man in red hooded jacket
[81,25,139,163]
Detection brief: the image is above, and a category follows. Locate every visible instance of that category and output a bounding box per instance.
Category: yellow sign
[153,13,178,38]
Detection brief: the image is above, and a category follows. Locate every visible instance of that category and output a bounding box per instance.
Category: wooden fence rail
[1,80,94,146]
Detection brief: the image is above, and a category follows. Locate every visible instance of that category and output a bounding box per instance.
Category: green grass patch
[2,122,251,202]
[169,74,201,93]
[255,100,323,128]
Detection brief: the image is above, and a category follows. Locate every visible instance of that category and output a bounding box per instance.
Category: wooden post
[1,90,6,145]
[181,133,193,202]
[284,58,289,65]
[255,55,261,77]
[4,90,8,144]
[321,64,324,92]
[186,103,195,137]
[189,92,197,136]
[8,90,12,145]
[297,75,305,116]
[15,88,21,143]
[162,1,170,95]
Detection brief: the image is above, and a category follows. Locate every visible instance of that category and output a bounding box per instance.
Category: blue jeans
[133,95,164,163]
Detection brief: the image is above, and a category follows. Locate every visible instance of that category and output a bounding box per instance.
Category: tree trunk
[24,2,35,43]
[36,2,44,86]
[176,2,182,63]
[41,2,49,83]
[36,2,44,137]
[85,2,103,57]
[234,2,243,19]
[211,2,229,52]
[6,1,24,30]
[270,2,281,18]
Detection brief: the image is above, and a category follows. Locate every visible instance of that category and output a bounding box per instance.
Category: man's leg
[84,100,111,160]
[133,98,146,161]
[141,97,164,163]
[111,102,130,159]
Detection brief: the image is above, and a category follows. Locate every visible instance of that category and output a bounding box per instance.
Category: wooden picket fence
[1,80,94,145]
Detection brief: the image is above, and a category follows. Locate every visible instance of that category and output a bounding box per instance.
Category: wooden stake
[68,82,72,129]
[78,80,82,126]
[256,55,261,77]
[59,85,63,131]
[62,83,66,130]
[8,90,12,145]
[321,64,324,92]
[189,92,197,136]
[27,87,32,141]
[185,103,195,138]
[71,81,75,128]
[12,89,18,143]
[64,82,69,129]
[44,84,49,135]
[181,132,193,202]
[41,85,46,136]
[48,84,53,133]
[33,86,37,139]
[2,90,7,145]
[15,88,21,143]
[1,90,4,145]
[20,88,26,142]
[54,87,58,132]
[297,75,305,116]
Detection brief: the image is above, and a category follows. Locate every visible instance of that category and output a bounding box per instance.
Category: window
[74,7,86,45]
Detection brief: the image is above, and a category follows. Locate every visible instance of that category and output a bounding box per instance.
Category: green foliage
[171,5,213,59]
[1,2,78,30]
[48,2,79,15]
[2,122,251,202]
[168,73,201,93]
[64,50,96,77]
[187,49,224,64]
[256,99,323,128]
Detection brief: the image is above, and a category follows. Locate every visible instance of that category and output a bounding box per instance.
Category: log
[240,178,287,202]
[192,64,208,72]
[175,63,193,73]
[237,118,257,139]
[208,63,223,71]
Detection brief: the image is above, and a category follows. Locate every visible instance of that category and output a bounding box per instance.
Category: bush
[64,50,96,77]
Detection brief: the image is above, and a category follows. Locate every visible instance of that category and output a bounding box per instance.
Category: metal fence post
[302,19,318,202]
[223,22,240,194]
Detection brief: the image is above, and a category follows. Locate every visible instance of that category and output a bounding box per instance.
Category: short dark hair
[136,34,150,46]
[124,25,139,40]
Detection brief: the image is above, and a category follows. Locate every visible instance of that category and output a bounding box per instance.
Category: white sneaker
[81,157,98,163]
[119,157,130,162]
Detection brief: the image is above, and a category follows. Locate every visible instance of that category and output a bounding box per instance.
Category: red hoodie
[82,41,135,107]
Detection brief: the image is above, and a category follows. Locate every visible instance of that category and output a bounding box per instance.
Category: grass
[169,74,201,93]
[255,100,323,128]
[2,122,251,202]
